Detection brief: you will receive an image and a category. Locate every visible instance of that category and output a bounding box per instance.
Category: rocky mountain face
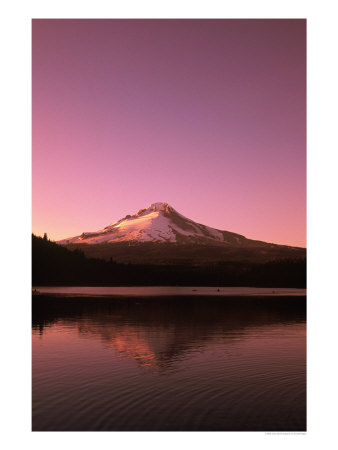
[57,202,306,264]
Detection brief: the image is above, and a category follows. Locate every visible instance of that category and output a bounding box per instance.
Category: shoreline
[32,286,306,298]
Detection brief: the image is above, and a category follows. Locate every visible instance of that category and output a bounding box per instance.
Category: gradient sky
[32,19,306,247]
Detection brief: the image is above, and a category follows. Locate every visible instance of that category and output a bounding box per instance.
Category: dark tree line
[32,234,306,288]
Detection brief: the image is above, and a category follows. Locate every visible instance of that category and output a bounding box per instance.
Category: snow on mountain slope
[57,202,247,246]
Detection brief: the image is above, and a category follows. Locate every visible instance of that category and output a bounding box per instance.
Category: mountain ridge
[57,202,302,249]
[56,202,305,265]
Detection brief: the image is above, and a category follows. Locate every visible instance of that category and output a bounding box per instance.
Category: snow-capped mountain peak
[146,202,171,212]
[57,202,244,246]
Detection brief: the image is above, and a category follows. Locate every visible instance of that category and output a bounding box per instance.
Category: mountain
[57,202,306,264]
[58,202,246,245]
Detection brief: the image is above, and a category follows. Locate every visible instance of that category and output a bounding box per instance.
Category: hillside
[32,234,306,287]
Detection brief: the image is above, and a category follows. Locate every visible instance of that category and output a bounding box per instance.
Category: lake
[33,286,306,297]
[32,294,306,431]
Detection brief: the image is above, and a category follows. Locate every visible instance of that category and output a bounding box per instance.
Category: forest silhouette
[32,234,306,287]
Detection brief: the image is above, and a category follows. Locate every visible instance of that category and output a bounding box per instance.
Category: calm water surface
[32,295,306,431]
[33,286,306,296]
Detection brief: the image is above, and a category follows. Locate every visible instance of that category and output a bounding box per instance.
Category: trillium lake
[32,290,306,431]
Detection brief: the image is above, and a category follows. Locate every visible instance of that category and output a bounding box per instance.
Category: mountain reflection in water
[32,295,306,431]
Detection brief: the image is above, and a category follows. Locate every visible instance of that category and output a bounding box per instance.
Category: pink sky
[32,19,306,247]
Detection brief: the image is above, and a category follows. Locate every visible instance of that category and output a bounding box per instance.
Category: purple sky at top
[32,19,306,247]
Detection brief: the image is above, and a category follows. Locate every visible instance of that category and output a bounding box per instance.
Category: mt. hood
[59,202,256,246]
[57,202,305,264]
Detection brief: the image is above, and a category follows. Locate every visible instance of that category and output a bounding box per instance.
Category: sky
[32,19,306,247]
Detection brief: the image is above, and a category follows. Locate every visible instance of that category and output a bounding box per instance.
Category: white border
[1,1,338,449]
